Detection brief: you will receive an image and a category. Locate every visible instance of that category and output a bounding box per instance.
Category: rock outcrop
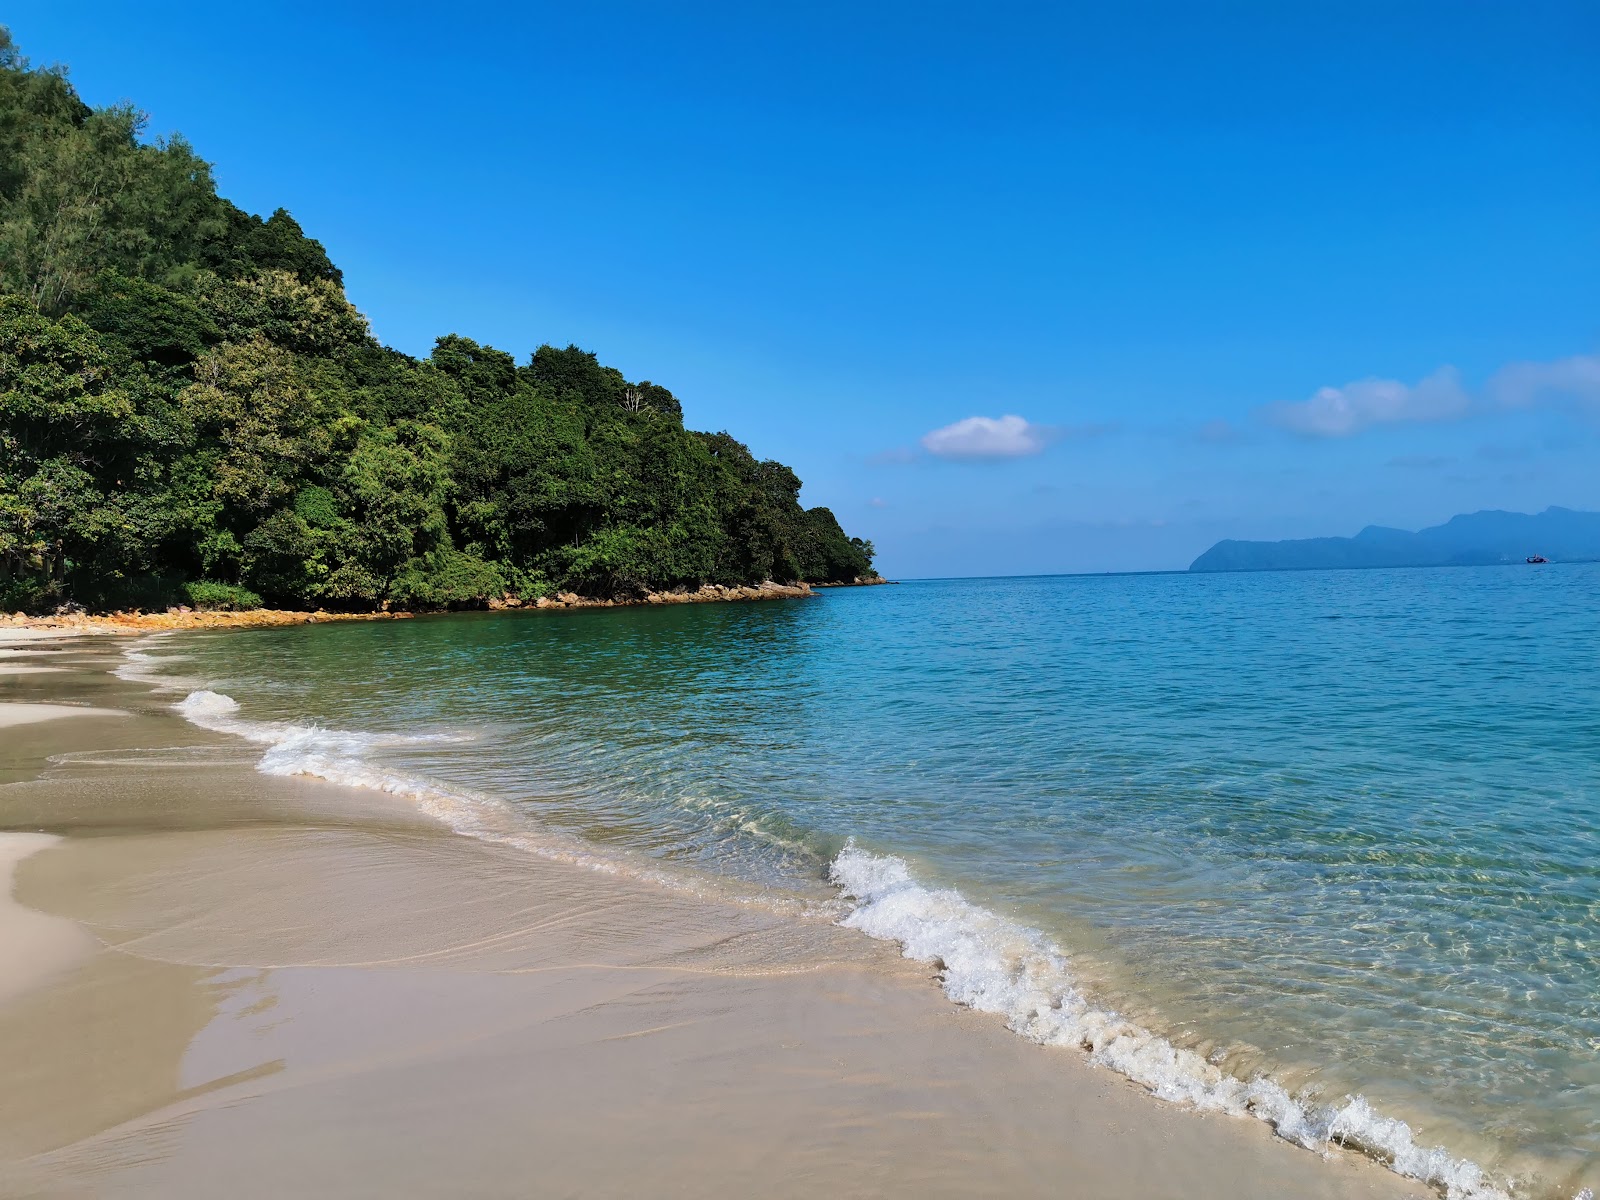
[0,581,820,636]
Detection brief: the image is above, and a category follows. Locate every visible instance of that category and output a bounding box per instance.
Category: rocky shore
[0,580,828,637]
[811,575,892,588]
[496,580,818,611]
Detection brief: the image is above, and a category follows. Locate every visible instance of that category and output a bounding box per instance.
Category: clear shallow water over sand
[140,566,1598,1197]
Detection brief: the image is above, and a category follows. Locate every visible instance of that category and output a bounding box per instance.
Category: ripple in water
[133,564,1600,1199]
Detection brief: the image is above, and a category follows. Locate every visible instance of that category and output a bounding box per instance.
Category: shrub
[183,580,263,611]
[387,549,504,609]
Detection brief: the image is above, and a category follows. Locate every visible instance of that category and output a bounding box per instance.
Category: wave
[167,688,819,915]
[175,689,490,807]
[829,844,1541,1200]
[139,655,1567,1200]
[112,638,201,692]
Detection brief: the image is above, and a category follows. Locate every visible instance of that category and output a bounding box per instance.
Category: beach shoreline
[0,578,842,642]
[0,630,1422,1199]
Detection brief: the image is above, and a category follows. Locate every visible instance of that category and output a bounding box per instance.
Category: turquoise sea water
[133,565,1598,1198]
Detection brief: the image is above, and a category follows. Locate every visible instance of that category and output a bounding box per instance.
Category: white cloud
[1259,367,1469,437]
[1488,354,1600,412]
[920,414,1053,460]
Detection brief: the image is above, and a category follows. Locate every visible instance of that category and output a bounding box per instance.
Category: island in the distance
[1189,506,1600,572]
[0,32,876,616]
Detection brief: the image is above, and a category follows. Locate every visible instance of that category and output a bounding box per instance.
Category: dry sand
[0,641,1424,1200]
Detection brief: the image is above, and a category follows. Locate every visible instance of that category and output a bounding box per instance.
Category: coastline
[0,630,1421,1199]
[0,578,833,639]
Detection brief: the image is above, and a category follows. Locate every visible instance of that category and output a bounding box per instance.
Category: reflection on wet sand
[0,641,1414,1200]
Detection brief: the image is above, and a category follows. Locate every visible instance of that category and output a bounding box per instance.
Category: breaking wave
[112,638,201,692]
[168,688,813,912]
[129,638,1577,1200]
[828,843,1538,1200]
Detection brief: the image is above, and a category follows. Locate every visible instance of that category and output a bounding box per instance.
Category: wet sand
[0,636,1422,1199]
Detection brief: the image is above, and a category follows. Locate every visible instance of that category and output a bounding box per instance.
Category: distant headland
[1189,507,1600,572]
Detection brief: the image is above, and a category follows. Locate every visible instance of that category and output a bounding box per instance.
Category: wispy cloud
[921,414,1054,460]
[1241,352,1600,443]
[1488,354,1600,412]
[867,496,890,508]
[1258,367,1469,438]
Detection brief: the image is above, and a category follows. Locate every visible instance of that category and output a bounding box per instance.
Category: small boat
[1526,554,1548,564]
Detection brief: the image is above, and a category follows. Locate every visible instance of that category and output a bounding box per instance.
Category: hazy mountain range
[1189,507,1600,572]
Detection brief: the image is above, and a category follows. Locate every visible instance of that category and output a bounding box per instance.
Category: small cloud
[1488,354,1600,411]
[867,446,919,466]
[1385,454,1455,469]
[921,414,1054,460]
[1259,367,1469,438]
[867,496,889,508]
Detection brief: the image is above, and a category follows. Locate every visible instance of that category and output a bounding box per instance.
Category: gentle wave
[175,690,525,822]
[112,640,202,693]
[169,688,822,915]
[829,844,1533,1200]
[145,662,1573,1200]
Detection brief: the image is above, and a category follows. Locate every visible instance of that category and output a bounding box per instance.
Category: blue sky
[9,2,1598,575]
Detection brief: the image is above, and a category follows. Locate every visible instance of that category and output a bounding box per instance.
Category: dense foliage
[0,31,873,612]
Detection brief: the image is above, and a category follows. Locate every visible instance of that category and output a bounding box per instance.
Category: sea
[118,565,1599,1199]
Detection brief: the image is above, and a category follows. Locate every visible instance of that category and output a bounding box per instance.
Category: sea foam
[829,843,1523,1200]
[113,638,200,692]
[166,685,764,907]
[174,689,473,802]
[150,664,1556,1199]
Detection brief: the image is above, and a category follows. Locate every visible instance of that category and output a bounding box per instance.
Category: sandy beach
[0,629,1422,1200]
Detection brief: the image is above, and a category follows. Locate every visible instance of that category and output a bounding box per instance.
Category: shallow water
[138,565,1599,1198]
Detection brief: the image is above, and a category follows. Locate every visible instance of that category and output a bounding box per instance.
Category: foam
[166,686,817,917]
[113,638,201,693]
[829,843,1533,1200]
[174,690,469,792]
[137,646,1568,1199]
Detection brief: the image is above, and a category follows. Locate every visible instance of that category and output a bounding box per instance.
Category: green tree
[0,28,874,612]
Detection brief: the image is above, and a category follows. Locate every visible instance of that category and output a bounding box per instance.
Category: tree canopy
[0,29,874,612]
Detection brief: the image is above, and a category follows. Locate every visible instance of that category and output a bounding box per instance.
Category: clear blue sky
[9,1,1598,575]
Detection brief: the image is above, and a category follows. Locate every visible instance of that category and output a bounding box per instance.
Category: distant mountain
[1189,507,1600,573]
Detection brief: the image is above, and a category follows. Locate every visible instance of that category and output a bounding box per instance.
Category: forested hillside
[0,30,873,613]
